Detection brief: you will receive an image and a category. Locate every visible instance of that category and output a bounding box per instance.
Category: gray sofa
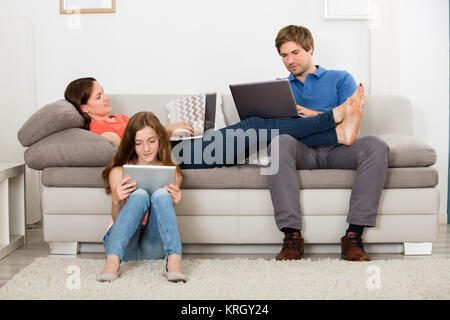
[18,94,439,255]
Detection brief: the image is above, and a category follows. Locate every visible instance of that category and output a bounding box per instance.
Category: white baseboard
[77,243,403,254]
[183,244,403,254]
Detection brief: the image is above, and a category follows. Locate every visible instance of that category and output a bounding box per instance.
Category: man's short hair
[275,25,314,55]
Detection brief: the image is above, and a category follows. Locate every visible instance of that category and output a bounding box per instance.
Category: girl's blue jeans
[102,188,182,262]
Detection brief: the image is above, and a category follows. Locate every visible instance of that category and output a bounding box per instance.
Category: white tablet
[122,165,176,195]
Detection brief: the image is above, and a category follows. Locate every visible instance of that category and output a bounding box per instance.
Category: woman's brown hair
[102,111,182,194]
[64,77,96,130]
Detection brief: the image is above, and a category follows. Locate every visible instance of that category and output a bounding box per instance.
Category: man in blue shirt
[269,25,389,262]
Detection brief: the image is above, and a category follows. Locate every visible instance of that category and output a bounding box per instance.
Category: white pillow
[166,94,206,136]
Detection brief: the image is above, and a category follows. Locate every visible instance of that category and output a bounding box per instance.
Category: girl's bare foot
[167,253,184,274]
[336,98,362,145]
[100,254,120,275]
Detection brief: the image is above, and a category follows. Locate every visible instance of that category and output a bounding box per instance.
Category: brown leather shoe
[341,232,370,261]
[276,232,304,260]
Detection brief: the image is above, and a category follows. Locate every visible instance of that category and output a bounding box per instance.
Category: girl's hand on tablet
[164,184,182,205]
[113,176,136,205]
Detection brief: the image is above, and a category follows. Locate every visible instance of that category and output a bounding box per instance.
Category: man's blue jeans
[102,188,182,262]
[173,111,338,169]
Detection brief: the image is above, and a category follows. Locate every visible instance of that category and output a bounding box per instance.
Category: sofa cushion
[17,99,84,147]
[25,128,117,170]
[379,134,436,167]
[42,166,438,189]
[43,167,109,188]
[183,166,439,189]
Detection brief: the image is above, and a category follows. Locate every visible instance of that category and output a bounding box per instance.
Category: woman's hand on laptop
[296,105,322,117]
[164,184,182,205]
[165,122,195,137]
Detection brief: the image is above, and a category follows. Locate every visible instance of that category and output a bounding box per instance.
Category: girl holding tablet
[97,111,187,283]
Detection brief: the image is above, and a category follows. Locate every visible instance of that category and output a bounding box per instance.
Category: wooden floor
[1,222,449,289]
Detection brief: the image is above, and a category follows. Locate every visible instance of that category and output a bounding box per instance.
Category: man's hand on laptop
[296,105,322,117]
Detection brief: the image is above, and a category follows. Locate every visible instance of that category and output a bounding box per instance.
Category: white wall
[0,0,448,217]
[0,16,35,162]
[399,0,449,220]
[0,15,42,224]
[370,0,449,218]
[0,0,370,104]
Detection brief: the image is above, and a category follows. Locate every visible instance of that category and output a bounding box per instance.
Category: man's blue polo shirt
[282,65,357,112]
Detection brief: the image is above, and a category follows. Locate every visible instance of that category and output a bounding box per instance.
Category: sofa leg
[48,241,79,255]
[403,242,433,255]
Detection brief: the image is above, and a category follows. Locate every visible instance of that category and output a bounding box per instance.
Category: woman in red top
[64,77,195,144]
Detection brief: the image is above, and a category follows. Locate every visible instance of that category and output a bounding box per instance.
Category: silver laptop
[229,79,301,121]
[123,165,176,195]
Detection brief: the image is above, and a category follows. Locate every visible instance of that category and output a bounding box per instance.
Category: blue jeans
[173,111,337,169]
[102,188,182,262]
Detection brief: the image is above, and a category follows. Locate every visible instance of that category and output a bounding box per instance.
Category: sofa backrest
[108,94,189,126]
[221,94,241,126]
[109,93,414,136]
[221,94,413,136]
[360,95,413,136]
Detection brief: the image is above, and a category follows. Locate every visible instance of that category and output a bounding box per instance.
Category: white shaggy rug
[0,257,449,300]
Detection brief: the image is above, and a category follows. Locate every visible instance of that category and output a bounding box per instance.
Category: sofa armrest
[379,133,436,167]
[24,128,117,170]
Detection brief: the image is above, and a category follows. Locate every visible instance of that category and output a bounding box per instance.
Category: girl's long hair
[102,111,182,194]
[64,77,96,129]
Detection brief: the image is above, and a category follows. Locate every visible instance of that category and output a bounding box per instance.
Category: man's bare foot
[332,84,365,123]
[350,83,365,108]
[167,253,184,274]
[100,254,120,275]
[336,98,362,145]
